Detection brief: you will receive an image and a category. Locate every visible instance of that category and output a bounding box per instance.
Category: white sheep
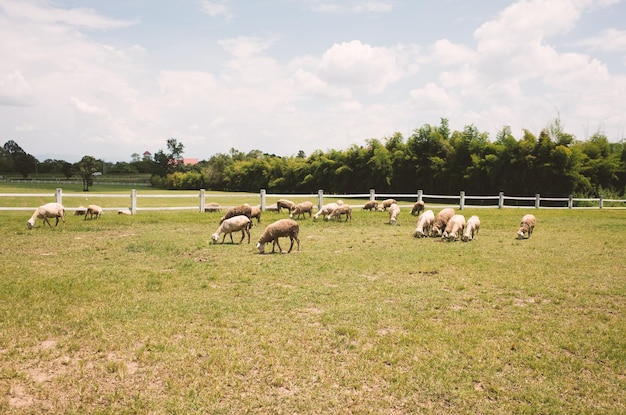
[327,204,352,222]
[462,215,480,242]
[388,203,400,225]
[211,215,253,244]
[431,207,456,237]
[290,201,313,219]
[442,214,466,241]
[314,202,339,220]
[250,205,262,224]
[517,214,536,239]
[204,202,222,212]
[378,198,397,211]
[412,209,435,238]
[84,204,102,220]
[27,202,65,229]
[410,200,425,216]
[276,199,296,213]
[256,218,300,254]
[118,209,132,215]
[362,200,378,211]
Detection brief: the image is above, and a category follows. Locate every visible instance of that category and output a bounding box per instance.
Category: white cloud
[578,28,626,53]
[201,1,230,18]
[0,70,34,106]
[318,40,402,93]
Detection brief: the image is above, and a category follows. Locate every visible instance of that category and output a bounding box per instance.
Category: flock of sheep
[26,199,537,252]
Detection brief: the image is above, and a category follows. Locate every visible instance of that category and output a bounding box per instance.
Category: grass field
[1,185,625,414]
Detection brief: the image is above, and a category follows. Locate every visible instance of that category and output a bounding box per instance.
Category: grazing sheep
[290,201,314,219]
[412,209,435,238]
[379,198,397,211]
[314,202,339,220]
[84,204,102,220]
[276,199,296,213]
[517,214,536,239]
[362,200,378,211]
[204,202,222,212]
[118,209,132,215]
[327,204,352,222]
[27,202,65,229]
[211,215,252,244]
[220,204,252,224]
[442,214,466,241]
[74,206,87,216]
[431,208,456,237]
[411,200,425,216]
[462,215,481,242]
[250,205,262,224]
[388,203,401,225]
[256,219,300,254]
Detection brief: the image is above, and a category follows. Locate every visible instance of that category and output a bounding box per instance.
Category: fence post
[369,189,375,201]
[535,194,540,209]
[55,188,62,205]
[260,189,266,210]
[417,189,423,202]
[568,194,573,209]
[317,190,324,210]
[459,191,465,210]
[599,195,604,209]
[199,189,205,212]
[498,192,504,209]
[131,189,137,214]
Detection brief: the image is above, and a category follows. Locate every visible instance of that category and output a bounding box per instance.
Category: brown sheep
[256,219,300,254]
[290,201,313,219]
[431,207,455,237]
[219,204,252,224]
[410,200,425,216]
[362,200,378,211]
[276,199,296,213]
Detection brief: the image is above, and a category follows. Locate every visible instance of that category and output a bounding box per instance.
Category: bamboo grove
[165,119,626,197]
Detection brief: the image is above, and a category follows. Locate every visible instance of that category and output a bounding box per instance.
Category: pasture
[0,188,625,414]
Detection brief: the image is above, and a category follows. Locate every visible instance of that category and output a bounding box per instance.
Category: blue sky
[1,0,625,163]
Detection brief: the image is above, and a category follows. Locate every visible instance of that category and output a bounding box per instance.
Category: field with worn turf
[1,188,625,414]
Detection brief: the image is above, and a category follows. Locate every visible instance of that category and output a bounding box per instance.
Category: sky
[1,0,625,163]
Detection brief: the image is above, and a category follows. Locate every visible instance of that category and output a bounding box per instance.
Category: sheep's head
[211,233,220,243]
[27,219,34,230]
[517,229,525,239]
[256,241,265,254]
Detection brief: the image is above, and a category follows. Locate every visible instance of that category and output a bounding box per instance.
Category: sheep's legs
[43,217,52,227]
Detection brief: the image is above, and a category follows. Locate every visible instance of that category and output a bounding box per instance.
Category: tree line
[2,118,625,196]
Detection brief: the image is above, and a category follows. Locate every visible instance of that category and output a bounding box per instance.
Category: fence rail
[1,188,625,214]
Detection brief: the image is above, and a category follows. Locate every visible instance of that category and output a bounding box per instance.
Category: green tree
[76,155,103,191]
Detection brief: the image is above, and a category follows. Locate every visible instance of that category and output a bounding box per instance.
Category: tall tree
[76,155,103,191]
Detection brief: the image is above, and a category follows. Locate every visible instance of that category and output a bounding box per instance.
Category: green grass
[0,187,625,414]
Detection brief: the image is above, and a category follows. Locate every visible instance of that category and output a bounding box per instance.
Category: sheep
[388,203,400,225]
[412,209,435,238]
[442,214,466,241]
[410,200,425,216]
[118,209,132,215]
[517,214,536,239]
[256,218,300,254]
[378,198,397,211]
[211,215,253,244]
[265,203,279,212]
[84,204,102,220]
[462,215,480,242]
[314,202,339,220]
[27,202,65,229]
[250,205,262,224]
[327,204,352,222]
[74,206,87,216]
[204,202,222,212]
[431,207,456,237]
[276,199,296,213]
[362,200,378,211]
[290,201,313,219]
[219,204,252,224]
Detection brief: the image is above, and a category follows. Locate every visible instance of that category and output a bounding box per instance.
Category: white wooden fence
[1,188,625,214]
